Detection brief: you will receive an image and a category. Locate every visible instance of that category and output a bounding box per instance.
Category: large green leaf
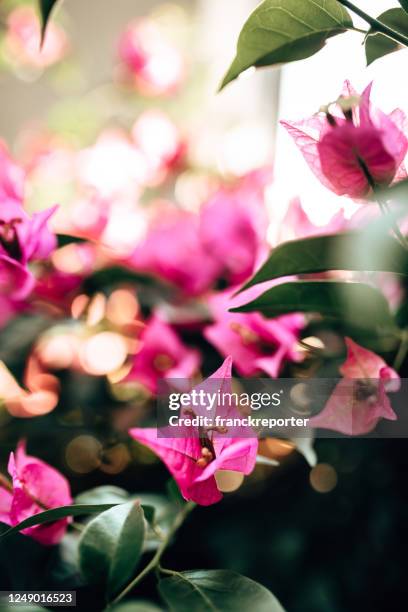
[240,232,408,291]
[39,1,60,42]
[78,501,145,598]
[399,1,408,14]
[365,9,408,65]
[220,0,353,89]
[231,280,396,330]
[159,570,285,612]
[0,504,122,538]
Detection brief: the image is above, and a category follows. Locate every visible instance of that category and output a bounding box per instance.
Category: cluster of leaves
[234,207,408,350]
[0,485,284,611]
[220,0,408,89]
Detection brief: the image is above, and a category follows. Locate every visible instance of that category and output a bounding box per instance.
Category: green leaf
[39,1,60,43]
[0,504,123,538]
[365,9,408,65]
[220,0,353,89]
[78,501,145,598]
[75,486,131,505]
[240,232,408,291]
[111,603,163,612]
[399,1,408,14]
[159,570,285,612]
[57,233,86,248]
[75,487,174,527]
[166,478,186,508]
[82,266,160,294]
[231,280,396,330]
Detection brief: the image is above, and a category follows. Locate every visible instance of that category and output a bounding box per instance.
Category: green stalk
[109,501,196,607]
[0,473,13,492]
[357,159,408,251]
[393,330,408,371]
[337,0,408,47]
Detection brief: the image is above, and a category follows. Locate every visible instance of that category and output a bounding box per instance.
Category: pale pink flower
[118,18,184,96]
[131,111,186,184]
[76,131,148,199]
[276,197,347,245]
[309,337,399,435]
[204,288,304,378]
[5,6,68,69]
[0,441,72,545]
[126,315,201,394]
[282,82,408,198]
[200,169,270,285]
[0,201,57,300]
[129,357,258,505]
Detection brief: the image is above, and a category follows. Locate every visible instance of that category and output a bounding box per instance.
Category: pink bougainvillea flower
[127,170,271,294]
[0,201,57,300]
[4,6,68,69]
[282,82,408,198]
[204,288,304,378]
[126,315,201,394]
[309,337,400,435]
[0,141,25,205]
[118,18,185,96]
[200,168,270,285]
[127,206,221,296]
[129,357,258,505]
[33,268,84,311]
[0,441,72,545]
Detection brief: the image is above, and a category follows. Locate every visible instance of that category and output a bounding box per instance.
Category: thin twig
[337,0,408,47]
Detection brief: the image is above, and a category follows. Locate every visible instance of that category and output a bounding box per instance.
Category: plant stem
[375,196,408,251]
[358,158,408,251]
[337,0,408,47]
[71,521,84,532]
[0,473,13,492]
[109,501,196,607]
[351,26,367,35]
[393,330,408,371]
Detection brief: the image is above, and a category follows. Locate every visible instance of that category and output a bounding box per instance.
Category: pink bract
[0,441,72,545]
[200,168,270,285]
[126,315,201,394]
[0,202,57,301]
[282,82,408,199]
[204,288,304,378]
[309,338,400,435]
[129,357,258,505]
[127,207,221,296]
